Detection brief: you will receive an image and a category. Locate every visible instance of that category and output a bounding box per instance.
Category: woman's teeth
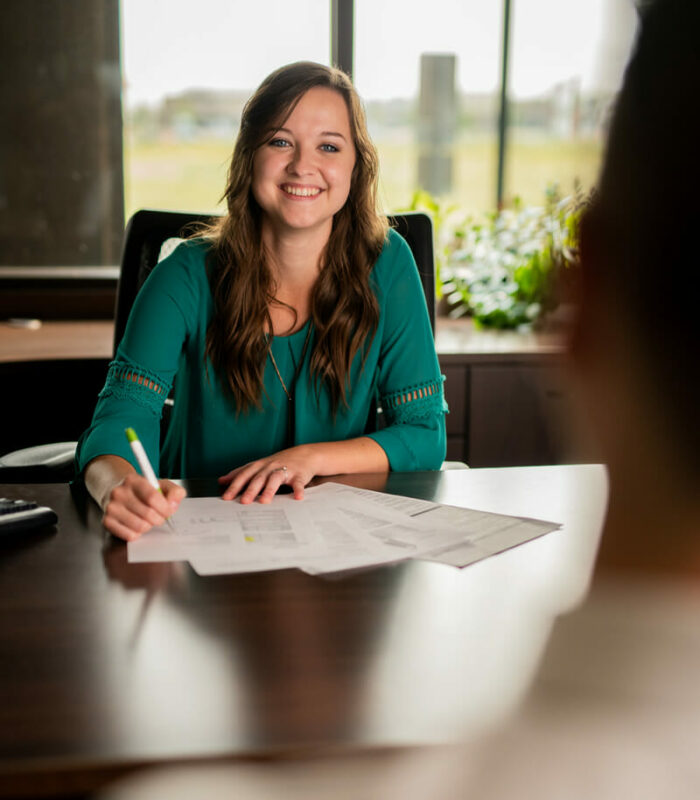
[282,185,321,197]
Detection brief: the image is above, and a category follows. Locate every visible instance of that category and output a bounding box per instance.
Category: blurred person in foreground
[396,0,700,793]
[403,1,700,794]
[102,0,700,796]
[570,0,700,574]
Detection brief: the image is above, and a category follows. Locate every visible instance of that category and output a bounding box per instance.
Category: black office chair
[0,209,438,482]
[112,210,217,354]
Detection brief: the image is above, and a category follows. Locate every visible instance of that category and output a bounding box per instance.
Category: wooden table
[0,465,607,798]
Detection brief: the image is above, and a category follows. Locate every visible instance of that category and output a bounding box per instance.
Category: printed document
[127,482,560,575]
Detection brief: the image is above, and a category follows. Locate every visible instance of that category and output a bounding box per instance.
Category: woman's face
[251,87,356,240]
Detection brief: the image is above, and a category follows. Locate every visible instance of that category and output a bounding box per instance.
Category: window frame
[1,0,513,318]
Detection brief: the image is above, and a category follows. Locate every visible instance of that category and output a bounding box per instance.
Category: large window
[505,0,638,205]
[121,0,330,218]
[355,1,502,213]
[122,0,637,219]
[0,0,637,319]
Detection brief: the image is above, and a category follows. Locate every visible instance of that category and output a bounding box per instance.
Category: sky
[121,0,637,108]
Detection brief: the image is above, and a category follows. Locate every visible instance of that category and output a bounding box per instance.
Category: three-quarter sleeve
[365,231,447,470]
[75,241,204,475]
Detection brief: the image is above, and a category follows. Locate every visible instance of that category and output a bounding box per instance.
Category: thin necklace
[268,349,291,399]
[268,325,312,446]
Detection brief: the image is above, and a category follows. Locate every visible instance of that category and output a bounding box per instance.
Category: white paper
[128,480,561,576]
[303,483,561,567]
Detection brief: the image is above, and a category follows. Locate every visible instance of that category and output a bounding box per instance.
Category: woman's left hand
[217,445,318,503]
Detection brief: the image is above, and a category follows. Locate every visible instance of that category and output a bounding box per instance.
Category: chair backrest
[387,212,435,333]
[114,209,435,354]
[113,209,214,353]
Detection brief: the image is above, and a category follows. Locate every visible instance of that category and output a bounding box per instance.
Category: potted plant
[404,185,586,331]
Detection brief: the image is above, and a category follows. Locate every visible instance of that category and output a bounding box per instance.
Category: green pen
[125,427,175,530]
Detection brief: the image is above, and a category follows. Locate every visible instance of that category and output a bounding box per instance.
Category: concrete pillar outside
[417,53,457,197]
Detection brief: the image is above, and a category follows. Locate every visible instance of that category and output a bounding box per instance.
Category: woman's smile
[279,183,323,198]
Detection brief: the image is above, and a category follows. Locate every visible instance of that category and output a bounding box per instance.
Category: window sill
[0,317,565,365]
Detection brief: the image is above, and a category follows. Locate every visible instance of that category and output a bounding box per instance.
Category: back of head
[580,0,700,474]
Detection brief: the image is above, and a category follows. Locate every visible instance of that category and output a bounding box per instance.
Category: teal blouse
[76,229,447,478]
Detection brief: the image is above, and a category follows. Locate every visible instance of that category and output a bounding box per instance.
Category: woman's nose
[287,145,314,175]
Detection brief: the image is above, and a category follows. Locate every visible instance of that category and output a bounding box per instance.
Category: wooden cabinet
[0,358,110,455]
[0,319,595,468]
[467,362,569,467]
[437,320,590,468]
[441,363,468,462]
[439,356,582,467]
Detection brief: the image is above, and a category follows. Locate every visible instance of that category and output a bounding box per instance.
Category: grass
[123,131,602,220]
[123,138,232,217]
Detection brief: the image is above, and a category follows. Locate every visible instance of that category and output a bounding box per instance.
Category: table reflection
[97,466,606,752]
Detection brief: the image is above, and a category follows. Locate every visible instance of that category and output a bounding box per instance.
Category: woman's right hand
[102,474,186,541]
[85,455,186,542]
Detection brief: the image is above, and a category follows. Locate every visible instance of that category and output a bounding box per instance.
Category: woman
[77,62,446,541]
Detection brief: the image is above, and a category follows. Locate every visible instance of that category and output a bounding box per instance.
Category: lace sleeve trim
[381,376,448,426]
[98,359,172,416]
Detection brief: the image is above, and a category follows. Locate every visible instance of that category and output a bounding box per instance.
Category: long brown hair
[203,62,387,413]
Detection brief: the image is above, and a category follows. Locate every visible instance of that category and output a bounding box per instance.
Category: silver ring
[272,466,288,474]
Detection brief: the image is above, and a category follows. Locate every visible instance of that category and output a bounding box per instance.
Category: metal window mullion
[496,0,512,208]
[331,0,354,78]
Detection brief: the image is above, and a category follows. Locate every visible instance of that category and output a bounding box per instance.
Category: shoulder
[376,227,414,267]
[144,237,212,294]
[371,227,419,293]
[156,237,212,277]
[133,237,214,323]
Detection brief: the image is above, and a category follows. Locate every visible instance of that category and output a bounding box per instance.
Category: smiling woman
[76,62,447,542]
[252,87,356,244]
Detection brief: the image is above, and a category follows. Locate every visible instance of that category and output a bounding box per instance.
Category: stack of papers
[127,482,560,576]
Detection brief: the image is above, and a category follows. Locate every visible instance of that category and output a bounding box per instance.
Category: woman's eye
[269,138,290,148]
[320,143,339,153]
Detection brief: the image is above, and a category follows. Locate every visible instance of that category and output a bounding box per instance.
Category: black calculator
[0,497,58,535]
